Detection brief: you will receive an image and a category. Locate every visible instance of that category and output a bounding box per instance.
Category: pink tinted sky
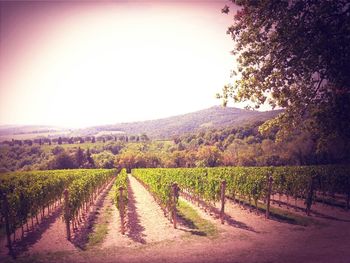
[0,0,239,128]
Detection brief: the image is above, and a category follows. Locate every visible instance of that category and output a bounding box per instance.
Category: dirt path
[28,207,76,254]
[101,185,129,248]
[102,175,182,248]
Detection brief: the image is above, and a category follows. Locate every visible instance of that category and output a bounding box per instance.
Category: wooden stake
[119,187,125,235]
[2,193,13,256]
[171,183,179,229]
[306,177,314,216]
[266,176,273,219]
[64,189,71,241]
[220,180,226,224]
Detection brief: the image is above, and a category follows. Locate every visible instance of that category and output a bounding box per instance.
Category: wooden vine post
[347,165,350,211]
[220,180,226,224]
[2,192,13,256]
[119,187,125,235]
[64,189,71,241]
[266,176,273,219]
[306,177,314,216]
[171,183,179,229]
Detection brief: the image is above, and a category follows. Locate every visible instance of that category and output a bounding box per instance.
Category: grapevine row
[132,165,350,215]
[114,169,128,234]
[0,170,78,243]
[0,169,115,248]
[114,169,128,212]
[132,169,180,224]
[63,169,116,239]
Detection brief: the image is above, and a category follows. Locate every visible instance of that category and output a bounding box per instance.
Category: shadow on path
[7,206,63,258]
[180,191,258,233]
[126,178,146,244]
[271,199,350,223]
[72,181,114,250]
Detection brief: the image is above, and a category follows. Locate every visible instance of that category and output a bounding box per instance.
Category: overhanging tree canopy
[219,0,350,160]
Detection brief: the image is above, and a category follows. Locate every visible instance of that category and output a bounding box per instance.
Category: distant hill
[0,125,60,135]
[0,125,71,141]
[0,106,283,141]
[88,106,283,139]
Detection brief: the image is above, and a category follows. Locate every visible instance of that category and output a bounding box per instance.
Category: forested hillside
[83,106,282,138]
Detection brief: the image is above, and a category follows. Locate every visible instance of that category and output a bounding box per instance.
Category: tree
[75,147,85,168]
[51,152,76,169]
[140,133,149,141]
[85,148,95,168]
[92,151,115,169]
[52,146,64,155]
[170,151,187,168]
[115,151,137,173]
[196,146,222,167]
[24,140,33,146]
[220,0,350,159]
[58,137,62,145]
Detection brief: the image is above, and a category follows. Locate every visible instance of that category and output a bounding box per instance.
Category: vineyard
[0,165,349,262]
[0,169,116,253]
[132,165,350,220]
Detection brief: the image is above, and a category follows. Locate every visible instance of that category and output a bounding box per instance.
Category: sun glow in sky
[0,1,237,128]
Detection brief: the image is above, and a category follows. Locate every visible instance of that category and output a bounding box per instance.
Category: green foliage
[50,152,76,169]
[92,151,115,169]
[0,140,126,172]
[114,169,128,213]
[0,170,90,235]
[220,0,350,154]
[132,169,176,211]
[0,169,114,237]
[132,165,350,210]
[64,169,115,222]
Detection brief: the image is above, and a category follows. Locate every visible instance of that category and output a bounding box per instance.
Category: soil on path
[102,175,182,248]
[28,206,76,254]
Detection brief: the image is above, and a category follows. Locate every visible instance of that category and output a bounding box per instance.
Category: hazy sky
[0,0,238,128]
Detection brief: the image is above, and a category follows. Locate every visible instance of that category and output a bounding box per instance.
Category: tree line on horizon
[1,120,348,173]
[0,133,150,147]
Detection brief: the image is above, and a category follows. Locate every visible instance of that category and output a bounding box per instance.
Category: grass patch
[86,205,113,248]
[268,205,316,226]
[232,197,316,226]
[314,196,347,209]
[177,200,217,237]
